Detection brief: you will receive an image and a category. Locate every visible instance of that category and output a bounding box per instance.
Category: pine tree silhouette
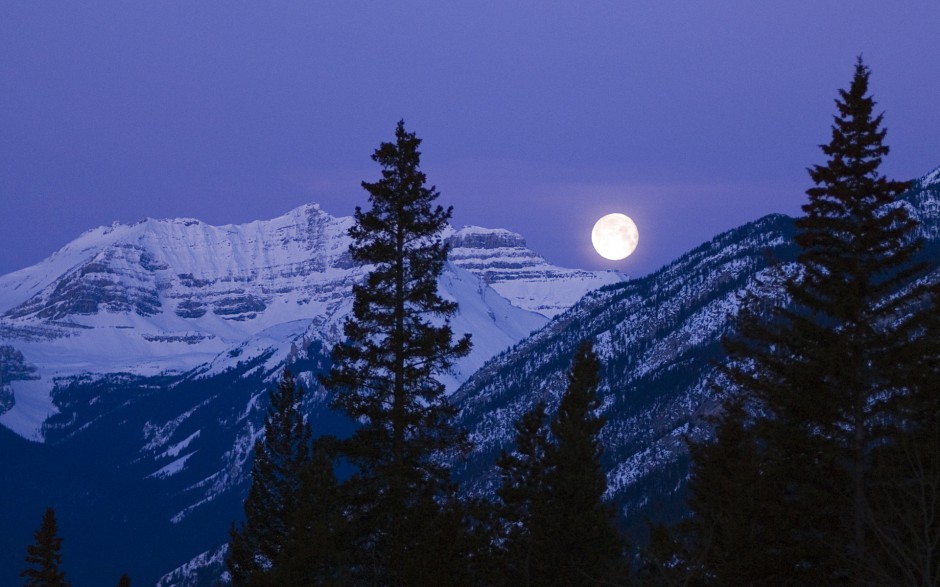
[495,401,550,586]
[682,58,938,584]
[227,369,311,586]
[494,341,626,586]
[321,120,472,585]
[539,340,625,586]
[21,507,70,587]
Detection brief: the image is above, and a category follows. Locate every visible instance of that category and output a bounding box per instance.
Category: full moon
[592,213,639,260]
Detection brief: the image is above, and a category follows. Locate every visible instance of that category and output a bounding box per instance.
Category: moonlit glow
[591,213,639,260]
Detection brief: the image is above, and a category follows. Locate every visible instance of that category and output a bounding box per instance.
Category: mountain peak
[448,225,527,249]
[918,163,940,188]
[0,203,619,440]
[447,225,624,317]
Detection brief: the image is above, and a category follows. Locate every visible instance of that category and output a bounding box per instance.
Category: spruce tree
[796,59,921,571]
[494,341,625,586]
[494,401,550,586]
[678,396,780,584]
[863,289,940,585]
[227,369,311,586]
[321,120,472,585]
[266,436,347,586]
[21,507,70,587]
[684,58,934,583]
[116,574,131,587]
[538,340,625,586]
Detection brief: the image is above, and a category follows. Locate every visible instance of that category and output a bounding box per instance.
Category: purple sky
[2,3,939,279]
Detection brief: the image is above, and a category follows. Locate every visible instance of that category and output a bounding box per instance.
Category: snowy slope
[445,226,624,317]
[2,166,937,587]
[0,204,608,441]
[451,163,940,531]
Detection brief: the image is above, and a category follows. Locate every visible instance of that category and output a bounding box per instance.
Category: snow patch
[148,451,197,479]
[156,544,229,587]
[920,164,940,187]
[159,430,201,459]
[0,379,55,441]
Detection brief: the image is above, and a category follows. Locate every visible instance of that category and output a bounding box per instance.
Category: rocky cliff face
[447,227,528,250]
[1,210,617,333]
[0,204,621,441]
[446,226,625,317]
[1,205,352,326]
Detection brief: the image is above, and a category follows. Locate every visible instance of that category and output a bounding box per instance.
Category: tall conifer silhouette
[227,369,311,586]
[21,507,70,587]
[681,58,937,583]
[494,341,625,586]
[321,120,471,585]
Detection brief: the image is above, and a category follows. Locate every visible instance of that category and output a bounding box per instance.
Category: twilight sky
[2,2,939,278]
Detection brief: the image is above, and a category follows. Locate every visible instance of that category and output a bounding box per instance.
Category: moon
[592,213,639,260]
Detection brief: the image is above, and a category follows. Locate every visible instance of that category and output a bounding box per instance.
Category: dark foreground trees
[541,340,625,586]
[494,340,626,587]
[22,507,70,587]
[227,369,320,586]
[225,123,639,585]
[320,120,472,585]
[666,58,940,584]
[263,435,346,586]
[226,121,474,586]
[493,400,550,585]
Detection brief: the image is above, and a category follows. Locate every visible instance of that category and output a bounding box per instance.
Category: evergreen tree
[538,340,625,586]
[494,341,625,586]
[321,120,472,585]
[494,401,550,586]
[683,58,934,583]
[21,507,70,587]
[863,290,940,585]
[227,369,311,586]
[116,573,131,587]
[794,57,922,574]
[671,396,779,585]
[266,436,347,586]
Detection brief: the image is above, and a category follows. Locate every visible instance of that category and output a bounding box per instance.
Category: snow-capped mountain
[445,226,623,317]
[0,203,620,586]
[0,204,619,442]
[2,164,937,587]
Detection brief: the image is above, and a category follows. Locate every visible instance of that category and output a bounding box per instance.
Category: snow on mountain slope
[0,204,605,441]
[438,264,548,389]
[3,167,936,586]
[451,164,940,534]
[905,163,940,239]
[445,226,625,317]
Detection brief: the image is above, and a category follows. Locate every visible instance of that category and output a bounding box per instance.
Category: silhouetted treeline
[229,64,940,585]
[24,60,940,587]
[641,58,940,586]
[226,121,629,586]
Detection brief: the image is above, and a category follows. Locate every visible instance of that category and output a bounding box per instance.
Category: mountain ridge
[0,204,621,441]
[1,164,937,586]
[451,164,940,530]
